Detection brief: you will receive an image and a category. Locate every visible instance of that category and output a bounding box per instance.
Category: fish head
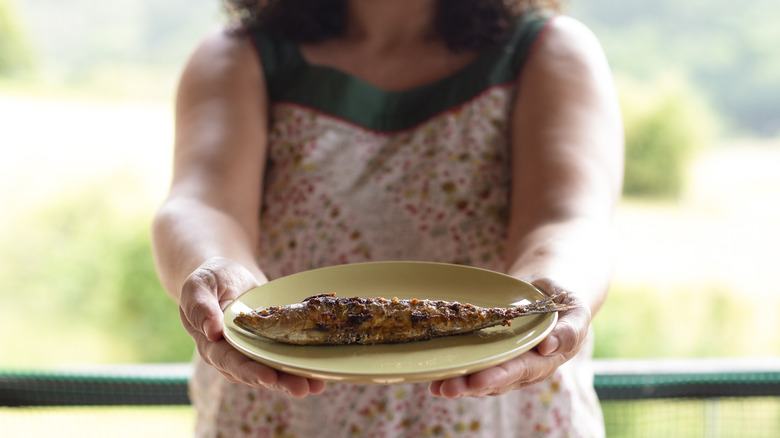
[233,303,325,343]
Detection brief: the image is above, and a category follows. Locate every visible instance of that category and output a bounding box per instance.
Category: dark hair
[223,0,563,51]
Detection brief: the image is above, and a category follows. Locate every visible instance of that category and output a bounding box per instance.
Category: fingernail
[542,336,560,355]
[203,321,219,340]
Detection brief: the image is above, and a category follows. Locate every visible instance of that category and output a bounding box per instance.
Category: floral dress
[190,12,605,438]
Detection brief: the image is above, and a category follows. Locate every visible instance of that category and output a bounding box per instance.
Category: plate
[223,261,557,384]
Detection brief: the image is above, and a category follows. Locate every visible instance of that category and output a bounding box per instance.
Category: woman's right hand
[178,257,326,397]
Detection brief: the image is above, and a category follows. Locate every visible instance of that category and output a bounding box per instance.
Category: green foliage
[108,213,195,362]
[10,0,780,133]
[592,281,777,359]
[571,0,780,136]
[0,0,34,77]
[0,173,193,365]
[9,0,221,97]
[619,75,716,198]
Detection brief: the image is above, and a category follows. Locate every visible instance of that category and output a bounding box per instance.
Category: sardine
[233,292,573,345]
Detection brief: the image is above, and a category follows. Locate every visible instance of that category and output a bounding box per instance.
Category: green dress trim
[249,13,552,132]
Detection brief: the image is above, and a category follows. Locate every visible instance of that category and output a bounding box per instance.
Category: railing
[593,358,780,438]
[0,364,190,406]
[593,358,780,399]
[2,358,780,437]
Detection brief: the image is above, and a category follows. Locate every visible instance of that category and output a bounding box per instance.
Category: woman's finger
[529,279,591,358]
[179,266,226,340]
[429,375,469,398]
[431,347,569,398]
[179,258,260,341]
[475,349,568,394]
[308,379,327,395]
[430,280,592,398]
[174,258,330,396]
[181,307,327,396]
[181,307,279,387]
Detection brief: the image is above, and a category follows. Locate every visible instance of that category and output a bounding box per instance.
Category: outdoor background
[1,0,779,434]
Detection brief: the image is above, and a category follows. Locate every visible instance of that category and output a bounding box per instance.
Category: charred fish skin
[233,293,572,345]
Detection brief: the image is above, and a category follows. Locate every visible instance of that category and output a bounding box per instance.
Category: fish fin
[303,292,336,301]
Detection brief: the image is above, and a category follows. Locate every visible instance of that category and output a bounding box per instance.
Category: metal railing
[0,364,190,406]
[2,358,780,437]
[593,358,780,399]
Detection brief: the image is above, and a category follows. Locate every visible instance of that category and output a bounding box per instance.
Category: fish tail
[511,292,574,317]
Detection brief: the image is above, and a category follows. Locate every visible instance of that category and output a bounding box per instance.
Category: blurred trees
[0,174,195,364]
[568,0,778,197]
[8,0,779,134]
[8,0,221,93]
[619,75,716,198]
[571,0,780,137]
[0,0,34,77]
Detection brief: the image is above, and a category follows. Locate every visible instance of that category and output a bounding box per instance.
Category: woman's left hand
[428,279,591,398]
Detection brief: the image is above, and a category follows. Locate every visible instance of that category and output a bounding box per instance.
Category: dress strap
[247,30,305,89]
[507,12,555,75]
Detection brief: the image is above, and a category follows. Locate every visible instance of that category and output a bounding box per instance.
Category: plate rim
[222,261,558,384]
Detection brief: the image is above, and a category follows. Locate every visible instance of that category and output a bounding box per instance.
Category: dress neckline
[249,13,553,132]
[290,42,499,96]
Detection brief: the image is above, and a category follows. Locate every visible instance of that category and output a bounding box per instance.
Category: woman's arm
[153,29,268,299]
[151,29,324,397]
[505,14,623,314]
[431,16,624,397]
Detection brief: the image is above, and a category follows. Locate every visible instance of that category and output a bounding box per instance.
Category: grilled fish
[233,293,573,345]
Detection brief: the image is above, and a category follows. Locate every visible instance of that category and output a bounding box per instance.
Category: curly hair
[222,0,563,50]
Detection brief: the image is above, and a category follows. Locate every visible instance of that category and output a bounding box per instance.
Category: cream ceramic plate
[223,262,558,384]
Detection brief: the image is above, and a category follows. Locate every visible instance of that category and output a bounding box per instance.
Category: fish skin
[233,292,573,345]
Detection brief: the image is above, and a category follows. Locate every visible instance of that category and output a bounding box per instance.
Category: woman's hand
[178,257,326,398]
[428,279,591,398]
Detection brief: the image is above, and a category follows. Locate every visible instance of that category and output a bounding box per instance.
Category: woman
[152,0,623,436]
